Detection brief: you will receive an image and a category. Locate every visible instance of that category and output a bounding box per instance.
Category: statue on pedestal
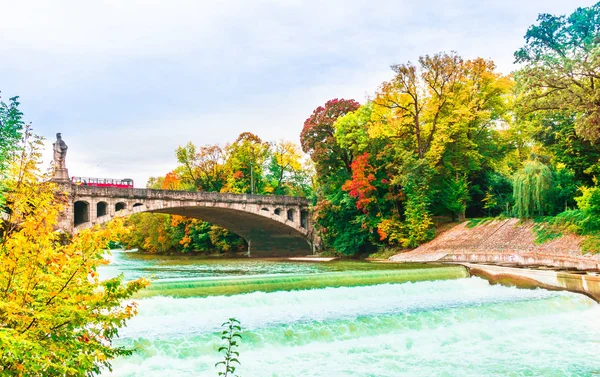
[52,133,70,182]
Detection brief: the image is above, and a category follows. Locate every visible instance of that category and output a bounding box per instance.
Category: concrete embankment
[390,218,600,270]
[462,263,600,302]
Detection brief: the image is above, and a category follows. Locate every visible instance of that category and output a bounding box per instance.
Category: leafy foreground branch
[0,127,149,376]
[215,318,242,377]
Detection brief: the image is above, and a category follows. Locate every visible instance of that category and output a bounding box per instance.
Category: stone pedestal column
[53,168,70,183]
[54,182,74,233]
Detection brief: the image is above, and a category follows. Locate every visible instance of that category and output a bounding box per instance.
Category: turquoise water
[100,251,600,377]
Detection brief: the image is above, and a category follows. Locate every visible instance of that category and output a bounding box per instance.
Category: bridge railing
[71,186,310,205]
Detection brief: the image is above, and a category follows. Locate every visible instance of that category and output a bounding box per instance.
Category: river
[100,251,600,377]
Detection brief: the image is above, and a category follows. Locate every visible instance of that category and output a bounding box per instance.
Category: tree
[439,174,469,221]
[196,144,227,192]
[146,176,165,189]
[161,171,182,190]
[342,153,378,213]
[0,95,23,171]
[373,52,464,160]
[529,111,600,185]
[265,140,311,196]
[224,132,269,194]
[121,213,179,253]
[372,53,512,235]
[515,2,600,142]
[334,103,373,158]
[313,190,373,255]
[0,94,24,208]
[175,142,228,192]
[300,99,369,254]
[513,160,553,218]
[300,98,360,178]
[175,142,201,189]
[0,127,148,376]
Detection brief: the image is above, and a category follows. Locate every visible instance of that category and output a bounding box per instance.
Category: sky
[1,0,597,187]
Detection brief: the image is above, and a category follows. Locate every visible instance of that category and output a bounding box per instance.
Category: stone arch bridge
[58,184,314,257]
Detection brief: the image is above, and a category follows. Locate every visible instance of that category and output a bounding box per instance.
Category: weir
[135,266,469,298]
[99,252,600,376]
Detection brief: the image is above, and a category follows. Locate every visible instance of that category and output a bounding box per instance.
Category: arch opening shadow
[74,201,89,226]
[274,208,282,216]
[301,210,308,229]
[133,203,144,208]
[154,206,310,257]
[115,202,126,212]
[97,201,108,217]
[287,209,295,222]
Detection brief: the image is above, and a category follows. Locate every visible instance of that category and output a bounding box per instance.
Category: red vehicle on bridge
[72,177,134,188]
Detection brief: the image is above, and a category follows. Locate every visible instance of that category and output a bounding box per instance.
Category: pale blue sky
[1,0,596,187]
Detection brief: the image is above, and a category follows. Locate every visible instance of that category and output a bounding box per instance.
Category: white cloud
[4,0,598,186]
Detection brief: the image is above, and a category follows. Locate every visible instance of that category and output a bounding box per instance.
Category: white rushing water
[99,262,600,377]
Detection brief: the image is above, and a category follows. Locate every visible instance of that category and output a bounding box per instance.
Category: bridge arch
[115,202,126,212]
[74,200,89,226]
[96,201,108,217]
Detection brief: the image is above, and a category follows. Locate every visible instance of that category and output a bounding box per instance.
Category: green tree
[224,132,269,194]
[529,112,600,185]
[175,143,227,192]
[334,103,373,158]
[0,94,24,208]
[372,53,512,239]
[513,160,553,218]
[265,140,312,197]
[515,2,600,142]
[439,175,469,221]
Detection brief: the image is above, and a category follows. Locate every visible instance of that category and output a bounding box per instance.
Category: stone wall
[464,263,600,302]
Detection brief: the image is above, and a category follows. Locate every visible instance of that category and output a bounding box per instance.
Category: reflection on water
[100,250,440,281]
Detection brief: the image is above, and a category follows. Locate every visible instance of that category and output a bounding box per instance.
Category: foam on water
[102,276,600,377]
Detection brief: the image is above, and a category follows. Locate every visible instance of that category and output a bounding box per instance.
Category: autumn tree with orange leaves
[0,126,148,376]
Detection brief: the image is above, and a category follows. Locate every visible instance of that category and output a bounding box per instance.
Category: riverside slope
[390,218,600,270]
[390,219,600,301]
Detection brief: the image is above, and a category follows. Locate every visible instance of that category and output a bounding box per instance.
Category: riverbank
[390,218,600,270]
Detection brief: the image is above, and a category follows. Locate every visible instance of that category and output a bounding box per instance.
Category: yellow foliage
[0,128,149,376]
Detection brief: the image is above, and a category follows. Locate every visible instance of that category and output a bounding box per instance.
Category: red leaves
[162,171,180,190]
[300,98,360,175]
[342,152,377,212]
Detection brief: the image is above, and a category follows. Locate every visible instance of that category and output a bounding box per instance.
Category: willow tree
[513,160,553,218]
